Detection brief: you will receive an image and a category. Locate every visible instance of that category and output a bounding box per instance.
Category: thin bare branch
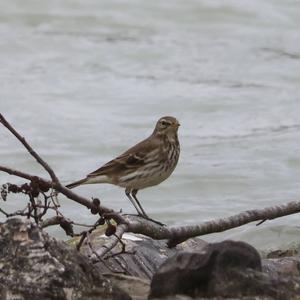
[42,216,65,228]
[0,164,120,218]
[92,224,128,260]
[0,166,48,183]
[0,113,59,182]
[0,207,9,217]
[77,232,88,251]
[41,215,74,236]
[75,217,106,250]
[0,205,29,218]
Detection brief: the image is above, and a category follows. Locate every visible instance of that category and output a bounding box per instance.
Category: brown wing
[87,134,160,178]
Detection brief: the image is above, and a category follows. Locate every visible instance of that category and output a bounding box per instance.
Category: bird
[66,116,180,218]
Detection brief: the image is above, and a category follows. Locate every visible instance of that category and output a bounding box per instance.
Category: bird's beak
[172,123,180,128]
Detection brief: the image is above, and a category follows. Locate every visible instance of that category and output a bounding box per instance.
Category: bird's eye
[161,120,168,126]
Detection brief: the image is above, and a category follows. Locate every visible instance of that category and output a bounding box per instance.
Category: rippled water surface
[1,0,300,251]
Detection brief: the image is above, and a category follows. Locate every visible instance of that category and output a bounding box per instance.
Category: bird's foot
[123,213,165,226]
[139,214,165,226]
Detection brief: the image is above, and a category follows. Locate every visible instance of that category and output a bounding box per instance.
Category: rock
[149,240,300,299]
[0,218,131,300]
[266,249,298,259]
[262,255,300,277]
[103,273,150,300]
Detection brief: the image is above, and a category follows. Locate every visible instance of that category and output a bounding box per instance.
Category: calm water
[1,0,300,252]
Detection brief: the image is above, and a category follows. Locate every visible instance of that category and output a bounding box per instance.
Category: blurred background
[1,0,300,253]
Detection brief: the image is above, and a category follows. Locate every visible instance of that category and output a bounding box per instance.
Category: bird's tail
[66,178,88,189]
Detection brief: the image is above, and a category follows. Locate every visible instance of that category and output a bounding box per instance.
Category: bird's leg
[125,189,165,226]
[125,188,144,216]
[131,189,148,218]
[132,189,165,226]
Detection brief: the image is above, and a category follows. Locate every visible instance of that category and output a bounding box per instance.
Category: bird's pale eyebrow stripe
[161,119,172,125]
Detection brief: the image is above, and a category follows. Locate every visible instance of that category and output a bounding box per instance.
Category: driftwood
[1,113,300,259]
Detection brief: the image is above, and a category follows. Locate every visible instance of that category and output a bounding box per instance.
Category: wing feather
[87,135,160,178]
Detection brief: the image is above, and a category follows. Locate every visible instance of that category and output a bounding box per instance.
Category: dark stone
[0,218,131,300]
[149,240,263,298]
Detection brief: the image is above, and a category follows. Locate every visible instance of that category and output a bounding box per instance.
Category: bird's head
[153,116,180,137]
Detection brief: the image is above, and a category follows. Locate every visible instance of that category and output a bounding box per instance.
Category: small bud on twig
[98,218,105,225]
[91,197,101,214]
[105,224,116,236]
